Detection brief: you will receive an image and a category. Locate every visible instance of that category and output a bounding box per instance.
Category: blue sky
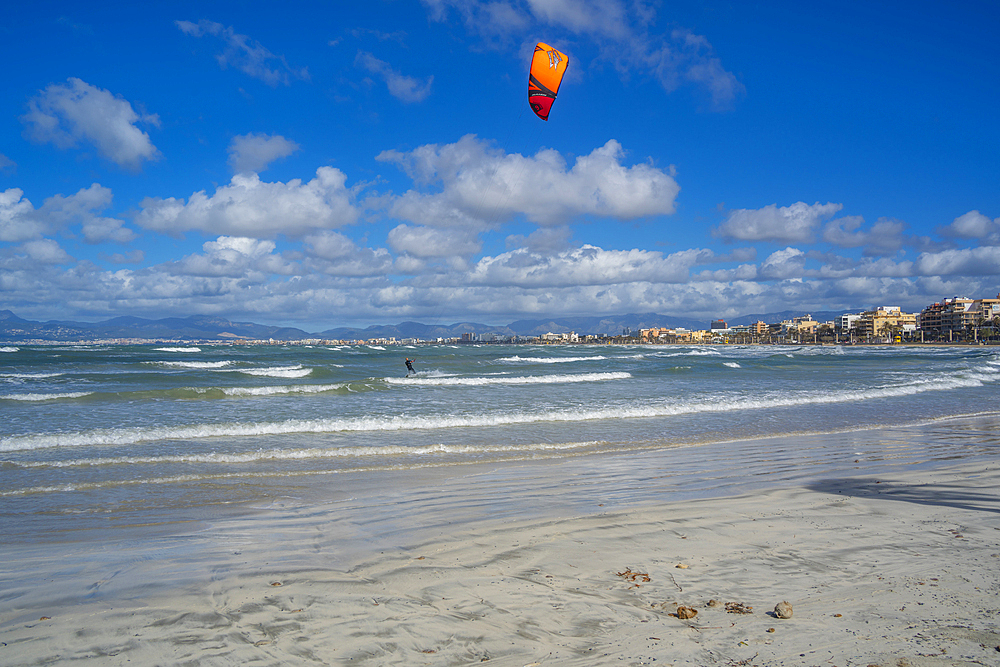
[1,0,998,330]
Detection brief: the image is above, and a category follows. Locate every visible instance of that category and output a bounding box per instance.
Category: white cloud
[526,0,632,39]
[176,20,308,86]
[38,183,135,243]
[135,167,360,238]
[759,247,807,279]
[303,231,394,276]
[228,133,301,173]
[914,246,1000,276]
[378,135,679,227]
[0,153,15,174]
[938,210,1000,243]
[822,215,908,256]
[356,52,434,103]
[505,226,573,253]
[169,236,294,278]
[21,78,160,170]
[0,184,133,243]
[716,202,843,243]
[467,245,712,287]
[21,239,74,265]
[4,232,998,328]
[388,224,481,258]
[0,188,43,242]
[304,231,357,260]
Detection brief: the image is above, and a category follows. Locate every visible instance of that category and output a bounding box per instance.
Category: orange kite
[528,42,569,121]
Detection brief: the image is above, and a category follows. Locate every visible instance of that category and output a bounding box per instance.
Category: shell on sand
[675,563,689,569]
[774,601,793,619]
[707,599,722,608]
[676,606,698,619]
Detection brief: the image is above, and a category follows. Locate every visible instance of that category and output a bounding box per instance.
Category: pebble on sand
[774,601,793,619]
[707,599,722,607]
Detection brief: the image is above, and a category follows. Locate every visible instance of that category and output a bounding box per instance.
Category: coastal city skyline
[2,2,998,330]
[3,291,998,344]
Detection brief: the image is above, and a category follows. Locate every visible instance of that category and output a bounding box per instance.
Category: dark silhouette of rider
[405,358,415,375]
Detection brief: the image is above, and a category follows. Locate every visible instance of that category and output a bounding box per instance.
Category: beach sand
[2,431,999,666]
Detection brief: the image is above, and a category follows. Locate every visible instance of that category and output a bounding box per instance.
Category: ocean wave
[153,347,202,352]
[367,345,386,351]
[1,391,93,402]
[2,368,993,452]
[497,355,608,364]
[656,349,722,357]
[235,365,312,378]
[0,346,19,353]
[385,372,631,386]
[152,360,234,369]
[1,372,64,379]
[5,440,599,469]
[216,383,346,397]
[723,362,741,368]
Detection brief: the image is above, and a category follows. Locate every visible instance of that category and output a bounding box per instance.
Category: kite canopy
[528,42,568,121]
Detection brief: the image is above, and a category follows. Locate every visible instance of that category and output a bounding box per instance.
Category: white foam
[656,349,722,357]
[0,347,19,353]
[7,440,598,469]
[1,391,93,402]
[1,368,993,453]
[217,383,345,397]
[367,345,386,351]
[497,355,608,364]
[153,347,202,352]
[385,372,631,386]
[0,372,64,379]
[723,362,741,368]
[236,365,312,379]
[153,360,233,369]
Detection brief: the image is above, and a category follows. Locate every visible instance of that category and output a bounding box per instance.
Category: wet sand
[2,424,999,666]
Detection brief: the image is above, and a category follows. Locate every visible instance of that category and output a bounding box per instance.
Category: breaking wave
[151,360,234,369]
[234,365,312,379]
[385,372,630,386]
[497,355,608,364]
[3,367,994,453]
[1,392,94,402]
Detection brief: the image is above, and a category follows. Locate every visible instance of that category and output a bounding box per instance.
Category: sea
[2,342,999,546]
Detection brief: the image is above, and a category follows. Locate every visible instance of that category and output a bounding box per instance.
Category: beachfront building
[540,331,579,343]
[840,313,861,334]
[778,315,820,342]
[919,295,1000,341]
[639,327,673,342]
[856,306,917,341]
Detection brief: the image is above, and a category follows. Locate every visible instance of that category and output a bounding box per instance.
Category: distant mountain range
[0,309,857,342]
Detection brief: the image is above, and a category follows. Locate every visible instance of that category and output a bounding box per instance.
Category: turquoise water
[2,342,999,538]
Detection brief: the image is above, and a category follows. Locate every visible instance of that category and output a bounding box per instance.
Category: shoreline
[2,417,1000,665]
[2,338,997,347]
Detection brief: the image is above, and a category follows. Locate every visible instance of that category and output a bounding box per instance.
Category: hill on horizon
[0,308,868,342]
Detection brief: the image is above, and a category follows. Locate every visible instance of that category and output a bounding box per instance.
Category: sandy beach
[2,419,999,667]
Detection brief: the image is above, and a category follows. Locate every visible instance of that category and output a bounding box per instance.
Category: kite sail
[528,42,568,121]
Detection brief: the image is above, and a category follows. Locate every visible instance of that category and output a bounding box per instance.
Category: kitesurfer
[405,358,415,376]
